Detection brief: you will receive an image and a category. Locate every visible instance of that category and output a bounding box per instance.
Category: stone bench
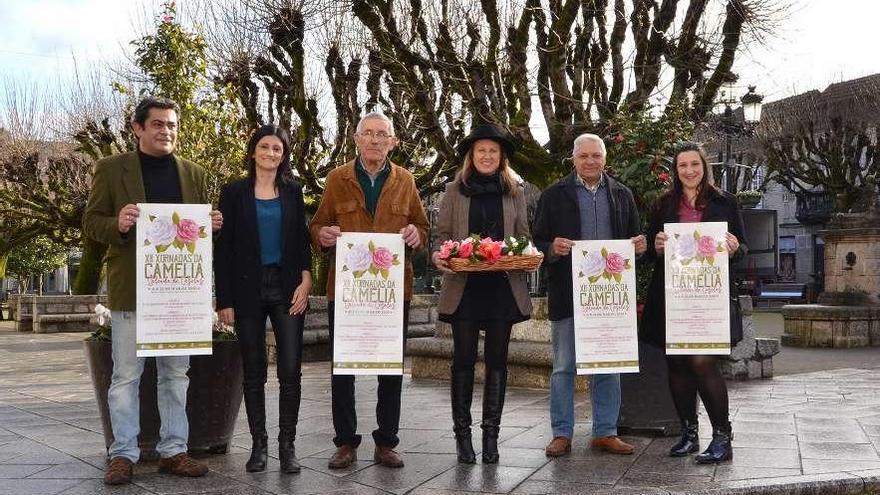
[34,313,95,334]
[755,282,807,309]
[31,295,108,334]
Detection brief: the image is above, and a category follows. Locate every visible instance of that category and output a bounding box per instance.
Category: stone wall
[11,295,34,332]
[410,295,779,389]
[266,294,439,363]
[719,297,780,379]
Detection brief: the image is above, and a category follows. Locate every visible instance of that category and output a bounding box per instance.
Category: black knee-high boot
[450,367,476,464]
[695,422,733,464]
[480,369,507,464]
[278,381,301,473]
[243,388,268,472]
[669,419,700,457]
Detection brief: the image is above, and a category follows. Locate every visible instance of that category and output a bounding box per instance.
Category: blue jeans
[550,317,621,439]
[108,311,190,462]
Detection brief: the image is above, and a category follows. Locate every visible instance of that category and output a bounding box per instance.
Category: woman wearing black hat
[432,123,533,464]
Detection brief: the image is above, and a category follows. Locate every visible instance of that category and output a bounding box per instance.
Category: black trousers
[327,301,410,448]
[451,320,513,373]
[235,266,304,435]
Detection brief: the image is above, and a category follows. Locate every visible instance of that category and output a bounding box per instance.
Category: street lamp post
[718,84,764,192]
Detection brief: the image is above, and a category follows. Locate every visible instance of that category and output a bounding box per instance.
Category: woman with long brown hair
[641,142,746,464]
[215,125,312,473]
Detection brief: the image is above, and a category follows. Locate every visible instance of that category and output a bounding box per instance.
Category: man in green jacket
[83,96,222,485]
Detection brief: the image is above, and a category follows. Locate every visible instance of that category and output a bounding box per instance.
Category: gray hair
[356,112,394,136]
[572,133,606,157]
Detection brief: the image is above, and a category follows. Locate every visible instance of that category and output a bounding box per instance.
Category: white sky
[0,0,878,116]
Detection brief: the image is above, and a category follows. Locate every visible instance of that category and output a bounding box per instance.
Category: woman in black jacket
[215,125,312,474]
[641,142,746,464]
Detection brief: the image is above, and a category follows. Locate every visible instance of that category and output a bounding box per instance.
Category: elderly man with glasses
[310,112,429,469]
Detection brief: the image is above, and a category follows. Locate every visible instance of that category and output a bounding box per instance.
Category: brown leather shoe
[590,436,635,455]
[158,453,208,477]
[544,436,572,457]
[103,457,133,485]
[328,445,357,469]
[373,446,404,468]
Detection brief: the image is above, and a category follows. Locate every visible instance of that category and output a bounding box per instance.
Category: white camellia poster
[664,221,731,355]
[571,240,639,374]
[333,232,405,375]
[135,203,213,357]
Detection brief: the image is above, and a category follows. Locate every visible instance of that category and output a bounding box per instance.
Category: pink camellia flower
[478,237,503,263]
[372,247,394,270]
[176,218,201,244]
[146,216,177,246]
[458,239,474,258]
[697,235,717,257]
[605,252,626,274]
[438,240,459,260]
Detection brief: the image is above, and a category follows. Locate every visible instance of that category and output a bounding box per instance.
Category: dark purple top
[678,196,703,223]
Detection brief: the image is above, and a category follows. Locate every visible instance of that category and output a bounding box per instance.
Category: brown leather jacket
[309,159,429,301]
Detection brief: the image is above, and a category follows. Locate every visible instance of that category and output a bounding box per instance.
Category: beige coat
[435,179,532,317]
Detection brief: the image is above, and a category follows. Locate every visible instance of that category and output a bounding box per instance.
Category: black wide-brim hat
[455,123,518,158]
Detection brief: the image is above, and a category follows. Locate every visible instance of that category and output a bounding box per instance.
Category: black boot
[450,367,476,464]
[669,420,700,457]
[480,369,507,464]
[278,381,301,473]
[278,433,300,473]
[694,422,733,464]
[243,388,268,472]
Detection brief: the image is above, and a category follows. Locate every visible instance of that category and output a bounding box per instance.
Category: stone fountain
[782,179,880,347]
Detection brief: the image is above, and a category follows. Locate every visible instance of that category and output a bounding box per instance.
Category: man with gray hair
[533,133,647,457]
[310,112,429,469]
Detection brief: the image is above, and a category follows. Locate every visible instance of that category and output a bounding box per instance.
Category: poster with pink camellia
[570,240,639,374]
[135,203,213,357]
[664,222,731,355]
[333,232,405,375]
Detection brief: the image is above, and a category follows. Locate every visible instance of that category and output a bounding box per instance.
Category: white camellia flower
[580,251,605,278]
[94,304,112,327]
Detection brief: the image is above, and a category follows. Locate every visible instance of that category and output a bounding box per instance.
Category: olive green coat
[82,152,208,311]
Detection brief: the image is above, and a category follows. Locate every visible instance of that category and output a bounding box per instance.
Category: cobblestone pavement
[1,324,879,494]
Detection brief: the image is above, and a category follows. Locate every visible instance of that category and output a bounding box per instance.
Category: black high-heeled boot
[278,380,301,473]
[669,420,700,457]
[450,367,476,464]
[243,388,268,472]
[694,422,733,464]
[480,369,507,464]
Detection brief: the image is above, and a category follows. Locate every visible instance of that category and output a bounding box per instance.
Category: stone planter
[83,338,243,459]
[738,194,762,209]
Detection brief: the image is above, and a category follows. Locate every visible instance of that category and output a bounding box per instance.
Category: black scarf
[460,172,503,197]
